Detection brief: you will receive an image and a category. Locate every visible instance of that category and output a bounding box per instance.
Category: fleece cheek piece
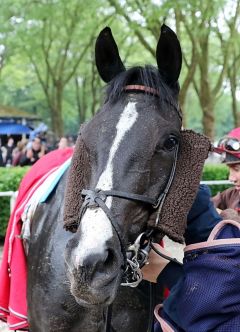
[63,136,91,231]
[64,130,211,241]
[148,130,212,243]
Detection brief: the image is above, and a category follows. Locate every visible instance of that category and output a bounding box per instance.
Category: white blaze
[74,102,138,265]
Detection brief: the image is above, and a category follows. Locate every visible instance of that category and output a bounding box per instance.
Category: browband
[123,84,182,120]
[124,85,159,96]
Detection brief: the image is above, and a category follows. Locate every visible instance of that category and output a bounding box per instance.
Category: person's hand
[141,243,171,283]
[220,208,240,223]
[38,145,45,158]
[26,149,33,159]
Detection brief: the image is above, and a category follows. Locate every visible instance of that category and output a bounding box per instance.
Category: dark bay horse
[27,24,182,331]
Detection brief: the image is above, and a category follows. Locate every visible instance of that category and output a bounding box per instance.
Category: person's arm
[19,152,30,166]
[38,145,46,158]
[142,185,222,284]
[212,190,228,211]
[141,244,171,283]
[142,243,183,290]
[185,184,222,245]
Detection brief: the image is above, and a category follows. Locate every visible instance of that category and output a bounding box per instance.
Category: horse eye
[163,136,178,151]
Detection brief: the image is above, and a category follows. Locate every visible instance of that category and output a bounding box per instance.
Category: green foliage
[0,162,232,238]
[0,0,239,138]
[0,167,29,238]
[202,163,231,196]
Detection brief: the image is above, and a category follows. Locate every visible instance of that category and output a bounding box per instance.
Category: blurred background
[0,0,239,141]
[0,1,239,330]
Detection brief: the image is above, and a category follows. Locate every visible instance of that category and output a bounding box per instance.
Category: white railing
[0,191,18,212]
[200,180,231,185]
[0,180,232,215]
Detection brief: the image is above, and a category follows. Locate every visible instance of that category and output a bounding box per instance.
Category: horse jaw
[64,229,123,307]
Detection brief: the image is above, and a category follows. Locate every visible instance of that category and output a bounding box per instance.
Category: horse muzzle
[64,236,123,306]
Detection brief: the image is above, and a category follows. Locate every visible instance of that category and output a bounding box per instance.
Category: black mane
[105,65,181,117]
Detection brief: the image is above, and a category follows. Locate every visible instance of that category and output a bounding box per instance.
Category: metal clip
[121,232,151,287]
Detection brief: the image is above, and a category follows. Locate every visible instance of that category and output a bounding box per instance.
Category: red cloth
[0,148,73,330]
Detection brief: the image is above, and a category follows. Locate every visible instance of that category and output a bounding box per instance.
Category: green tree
[106,0,240,139]
[0,0,112,136]
[226,29,240,127]
[0,0,240,140]
[179,0,240,139]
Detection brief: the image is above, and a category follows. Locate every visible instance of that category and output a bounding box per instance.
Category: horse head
[64,24,182,307]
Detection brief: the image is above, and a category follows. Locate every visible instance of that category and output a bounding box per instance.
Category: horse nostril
[104,249,114,268]
[76,247,115,269]
[75,248,116,275]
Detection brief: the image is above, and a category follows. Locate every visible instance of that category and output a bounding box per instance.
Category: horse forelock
[105,65,181,117]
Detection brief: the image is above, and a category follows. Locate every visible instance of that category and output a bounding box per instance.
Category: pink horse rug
[0,147,73,330]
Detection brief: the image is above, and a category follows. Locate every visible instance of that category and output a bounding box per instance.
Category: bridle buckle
[81,189,107,208]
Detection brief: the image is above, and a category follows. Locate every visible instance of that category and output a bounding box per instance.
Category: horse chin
[73,294,114,308]
[68,272,121,308]
[71,283,119,308]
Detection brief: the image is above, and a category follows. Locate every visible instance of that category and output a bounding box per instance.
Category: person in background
[67,135,76,147]
[58,136,70,149]
[212,127,240,214]
[12,140,27,166]
[19,137,46,166]
[4,137,15,166]
[0,138,4,167]
[45,131,57,152]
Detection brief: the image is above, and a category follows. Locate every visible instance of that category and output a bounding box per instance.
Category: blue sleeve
[158,185,223,329]
[185,184,222,245]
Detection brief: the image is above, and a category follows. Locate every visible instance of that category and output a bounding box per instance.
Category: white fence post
[0,191,18,213]
[10,191,18,212]
[200,180,231,185]
[0,181,232,215]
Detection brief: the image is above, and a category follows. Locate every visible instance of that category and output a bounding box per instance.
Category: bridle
[80,142,178,272]
[79,85,181,332]
[124,85,182,121]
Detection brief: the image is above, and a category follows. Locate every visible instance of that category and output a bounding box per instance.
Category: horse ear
[95,27,126,83]
[156,24,182,86]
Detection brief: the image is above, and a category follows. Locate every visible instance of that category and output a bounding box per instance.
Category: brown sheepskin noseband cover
[148,130,212,243]
[64,130,211,241]
[64,136,90,231]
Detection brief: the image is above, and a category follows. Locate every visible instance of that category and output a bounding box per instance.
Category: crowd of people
[0,134,75,167]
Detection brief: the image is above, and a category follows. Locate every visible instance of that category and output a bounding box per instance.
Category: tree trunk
[199,81,216,140]
[199,69,215,139]
[199,38,214,139]
[200,95,215,139]
[50,84,63,138]
[50,105,63,138]
[230,83,240,127]
[75,76,87,125]
[228,55,240,127]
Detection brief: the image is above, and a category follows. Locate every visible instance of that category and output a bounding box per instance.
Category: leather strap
[124,84,182,121]
[124,84,160,96]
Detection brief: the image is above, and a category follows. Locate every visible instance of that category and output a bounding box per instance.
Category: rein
[79,85,180,332]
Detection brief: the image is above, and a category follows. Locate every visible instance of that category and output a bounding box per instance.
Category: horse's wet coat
[73,102,139,266]
[27,24,183,331]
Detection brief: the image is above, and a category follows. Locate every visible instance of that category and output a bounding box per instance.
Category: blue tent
[0,122,33,135]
